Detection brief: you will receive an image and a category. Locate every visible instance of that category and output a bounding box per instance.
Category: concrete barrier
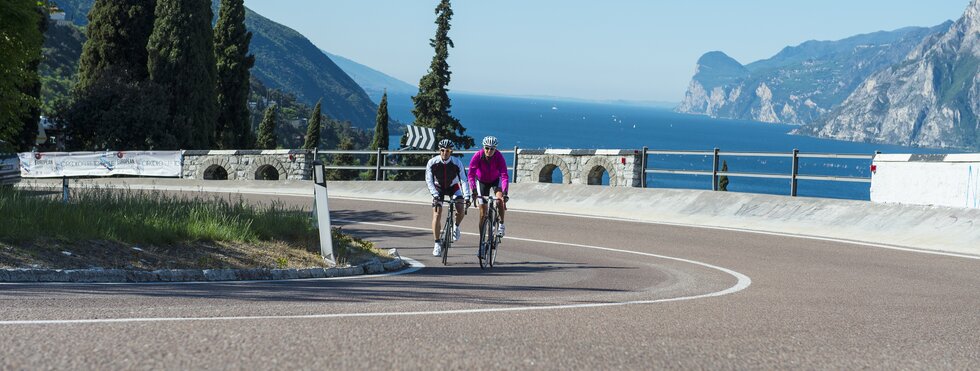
[17,178,980,258]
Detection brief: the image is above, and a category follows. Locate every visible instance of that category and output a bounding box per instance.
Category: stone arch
[244,157,287,181]
[580,156,619,186]
[196,157,236,180]
[529,155,572,184]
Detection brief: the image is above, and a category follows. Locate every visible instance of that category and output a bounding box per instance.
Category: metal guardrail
[640,146,876,196]
[318,146,877,197]
[316,147,520,182]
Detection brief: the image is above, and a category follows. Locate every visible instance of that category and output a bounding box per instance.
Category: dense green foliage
[63,66,172,150]
[255,105,278,149]
[76,0,155,90]
[302,100,323,150]
[327,137,360,180]
[147,0,217,149]
[214,0,254,149]
[0,0,44,148]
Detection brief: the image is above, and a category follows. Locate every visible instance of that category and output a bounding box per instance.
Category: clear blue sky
[242,0,970,103]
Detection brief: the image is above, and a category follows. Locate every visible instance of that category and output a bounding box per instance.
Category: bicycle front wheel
[478,213,493,269]
[442,206,453,265]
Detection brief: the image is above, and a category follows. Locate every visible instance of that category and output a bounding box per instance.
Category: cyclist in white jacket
[426,139,471,256]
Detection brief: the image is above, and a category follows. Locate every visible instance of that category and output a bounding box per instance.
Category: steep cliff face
[795,0,980,149]
[677,23,951,124]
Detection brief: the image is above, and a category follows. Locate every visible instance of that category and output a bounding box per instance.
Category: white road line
[0,223,751,326]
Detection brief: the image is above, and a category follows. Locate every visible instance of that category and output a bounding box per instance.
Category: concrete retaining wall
[182,149,313,181]
[872,153,980,209]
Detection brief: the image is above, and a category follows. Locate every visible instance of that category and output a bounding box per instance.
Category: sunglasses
[439,148,452,152]
[484,146,496,150]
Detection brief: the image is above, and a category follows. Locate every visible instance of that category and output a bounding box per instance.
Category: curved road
[2,193,979,369]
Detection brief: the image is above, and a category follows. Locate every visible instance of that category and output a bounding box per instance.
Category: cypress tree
[398,0,471,180]
[718,161,730,191]
[148,0,218,149]
[255,105,277,149]
[76,0,156,91]
[68,0,166,150]
[368,91,390,178]
[214,0,254,149]
[302,99,322,150]
[0,0,44,147]
[411,0,472,149]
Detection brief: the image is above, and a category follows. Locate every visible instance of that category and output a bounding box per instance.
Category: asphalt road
[2,193,979,369]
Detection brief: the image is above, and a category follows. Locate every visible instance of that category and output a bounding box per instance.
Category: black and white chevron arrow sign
[405,125,436,150]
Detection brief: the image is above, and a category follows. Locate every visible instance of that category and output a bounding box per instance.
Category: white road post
[312,161,335,263]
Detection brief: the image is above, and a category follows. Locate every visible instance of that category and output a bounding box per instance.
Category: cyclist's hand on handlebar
[465,198,472,209]
[432,197,441,207]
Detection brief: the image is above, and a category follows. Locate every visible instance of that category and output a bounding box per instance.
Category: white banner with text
[18,151,183,178]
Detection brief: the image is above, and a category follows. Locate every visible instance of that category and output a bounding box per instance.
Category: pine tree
[255,105,277,149]
[302,99,322,150]
[0,0,44,147]
[76,0,156,91]
[148,0,218,149]
[214,0,254,149]
[367,91,390,178]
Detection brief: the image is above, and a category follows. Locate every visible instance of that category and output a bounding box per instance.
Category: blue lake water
[385,93,957,200]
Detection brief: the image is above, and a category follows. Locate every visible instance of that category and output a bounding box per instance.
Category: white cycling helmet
[437,139,454,149]
[482,136,498,148]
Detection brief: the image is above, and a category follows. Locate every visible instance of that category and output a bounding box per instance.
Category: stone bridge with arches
[515,149,644,187]
[182,150,313,181]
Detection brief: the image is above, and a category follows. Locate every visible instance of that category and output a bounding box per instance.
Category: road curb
[0,258,406,283]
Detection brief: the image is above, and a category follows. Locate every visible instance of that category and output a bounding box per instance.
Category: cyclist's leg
[495,187,506,224]
[476,180,488,233]
[452,188,465,226]
[432,194,444,241]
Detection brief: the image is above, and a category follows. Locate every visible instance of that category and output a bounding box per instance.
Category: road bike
[436,197,466,265]
[477,192,505,270]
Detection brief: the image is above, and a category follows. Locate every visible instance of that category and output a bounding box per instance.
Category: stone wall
[516,149,644,187]
[182,150,313,181]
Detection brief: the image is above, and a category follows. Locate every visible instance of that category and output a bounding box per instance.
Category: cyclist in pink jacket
[469,136,509,237]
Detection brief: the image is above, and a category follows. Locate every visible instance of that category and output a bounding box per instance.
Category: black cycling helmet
[438,139,454,149]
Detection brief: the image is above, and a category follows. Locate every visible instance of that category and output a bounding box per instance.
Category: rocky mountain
[52,0,377,130]
[677,23,951,125]
[794,0,980,149]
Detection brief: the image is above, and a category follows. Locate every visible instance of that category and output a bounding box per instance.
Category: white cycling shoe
[497,223,505,237]
[432,242,442,256]
[453,224,461,242]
